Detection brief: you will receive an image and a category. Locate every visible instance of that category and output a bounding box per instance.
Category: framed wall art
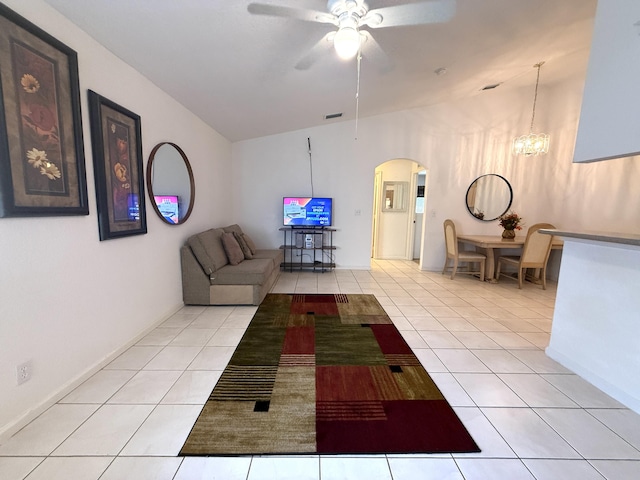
[0,4,88,217]
[88,90,146,240]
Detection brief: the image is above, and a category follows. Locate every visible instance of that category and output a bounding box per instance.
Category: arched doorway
[371,159,427,265]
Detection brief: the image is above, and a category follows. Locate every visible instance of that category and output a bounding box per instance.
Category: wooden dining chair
[442,219,486,281]
[495,223,556,289]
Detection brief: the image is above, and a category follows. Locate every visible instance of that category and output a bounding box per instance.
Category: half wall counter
[540,229,640,414]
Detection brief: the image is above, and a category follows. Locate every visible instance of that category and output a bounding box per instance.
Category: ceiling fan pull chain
[355,49,362,140]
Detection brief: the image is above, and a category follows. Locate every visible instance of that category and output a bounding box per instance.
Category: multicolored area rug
[180,294,480,455]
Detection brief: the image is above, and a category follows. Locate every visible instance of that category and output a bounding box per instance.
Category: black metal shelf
[279,227,335,272]
[280,245,336,251]
[280,262,336,269]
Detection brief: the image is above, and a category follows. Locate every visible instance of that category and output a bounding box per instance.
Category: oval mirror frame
[146,142,195,225]
[465,174,513,221]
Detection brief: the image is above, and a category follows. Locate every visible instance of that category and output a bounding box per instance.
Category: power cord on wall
[308,137,314,197]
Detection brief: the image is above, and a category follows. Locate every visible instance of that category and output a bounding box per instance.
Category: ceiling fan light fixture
[333,26,361,59]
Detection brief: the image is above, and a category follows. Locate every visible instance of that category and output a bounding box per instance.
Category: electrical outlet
[16,360,32,385]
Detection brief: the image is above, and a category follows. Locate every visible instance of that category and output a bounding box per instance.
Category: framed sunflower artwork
[0,4,88,217]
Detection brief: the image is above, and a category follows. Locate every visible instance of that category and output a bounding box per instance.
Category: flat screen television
[283,197,332,227]
[154,195,180,224]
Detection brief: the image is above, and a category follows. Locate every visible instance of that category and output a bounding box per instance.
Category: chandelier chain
[529,62,543,133]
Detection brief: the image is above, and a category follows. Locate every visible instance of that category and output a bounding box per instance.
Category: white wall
[231,126,372,268]
[574,0,640,163]
[232,72,640,272]
[0,0,233,437]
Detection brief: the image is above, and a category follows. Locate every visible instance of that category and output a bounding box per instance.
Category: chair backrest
[443,219,458,257]
[520,223,556,266]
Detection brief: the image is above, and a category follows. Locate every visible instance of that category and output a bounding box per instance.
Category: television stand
[279,226,336,272]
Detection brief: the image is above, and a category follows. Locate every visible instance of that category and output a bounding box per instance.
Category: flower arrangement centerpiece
[498,211,523,239]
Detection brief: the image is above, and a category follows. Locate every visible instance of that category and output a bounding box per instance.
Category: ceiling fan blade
[362,0,456,29]
[247,3,337,25]
[359,31,393,73]
[294,32,334,70]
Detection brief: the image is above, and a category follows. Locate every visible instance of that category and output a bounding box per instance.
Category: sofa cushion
[187,228,228,274]
[221,232,244,265]
[252,249,284,270]
[234,232,254,259]
[211,258,274,285]
[243,233,257,254]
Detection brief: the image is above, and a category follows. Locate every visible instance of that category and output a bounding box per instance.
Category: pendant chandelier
[513,62,550,156]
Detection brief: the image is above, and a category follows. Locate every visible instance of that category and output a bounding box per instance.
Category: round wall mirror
[465,174,512,221]
[146,142,195,225]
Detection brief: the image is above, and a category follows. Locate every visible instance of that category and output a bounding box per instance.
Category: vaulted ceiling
[42,0,597,142]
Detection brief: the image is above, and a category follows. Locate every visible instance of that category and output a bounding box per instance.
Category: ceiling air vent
[481,83,501,91]
[324,112,343,120]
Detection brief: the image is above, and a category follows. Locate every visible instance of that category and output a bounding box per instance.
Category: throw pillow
[223,224,243,235]
[242,233,257,254]
[233,232,253,259]
[221,232,244,265]
[187,230,216,274]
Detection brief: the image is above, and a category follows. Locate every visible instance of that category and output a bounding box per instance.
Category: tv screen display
[127,193,140,221]
[283,197,332,226]
[155,195,179,224]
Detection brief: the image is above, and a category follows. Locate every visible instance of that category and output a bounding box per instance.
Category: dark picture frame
[0,4,88,217]
[88,90,146,240]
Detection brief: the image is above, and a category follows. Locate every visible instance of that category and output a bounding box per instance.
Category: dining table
[456,234,563,282]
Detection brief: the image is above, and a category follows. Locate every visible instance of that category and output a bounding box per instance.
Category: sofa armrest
[181,245,212,305]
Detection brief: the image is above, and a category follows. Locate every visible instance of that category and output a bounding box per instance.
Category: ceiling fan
[247,0,456,69]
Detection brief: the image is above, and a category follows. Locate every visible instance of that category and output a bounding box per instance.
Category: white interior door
[371,171,382,258]
[413,214,423,259]
[413,170,426,260]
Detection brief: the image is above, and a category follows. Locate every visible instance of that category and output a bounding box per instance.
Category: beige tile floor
[1,259,640,479]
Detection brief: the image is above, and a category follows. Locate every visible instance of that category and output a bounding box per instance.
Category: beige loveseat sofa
[181,224,283,305]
